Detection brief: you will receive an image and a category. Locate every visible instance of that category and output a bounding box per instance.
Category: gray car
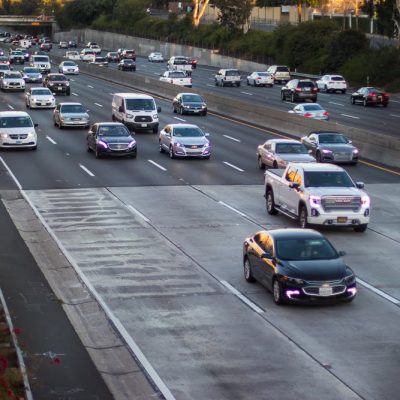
[256,139,315,169]
[22,67,42,83]
[159,123,211,159]
[53,102,90,129]
[301,131,359,164]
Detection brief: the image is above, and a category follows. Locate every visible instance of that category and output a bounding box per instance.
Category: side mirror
[157,106,161,113]
[205,133,210,137]
[348,140,352,144]
[289,182,300,189]
[355,182,364,189]
[338,250,346,257]
[34,123,38,127]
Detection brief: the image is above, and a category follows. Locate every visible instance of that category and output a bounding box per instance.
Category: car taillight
[256,77,261,80]
[312,87,318,92]
[323,111,330,116]
[304,112,312,117]
[368,93,376,97]
[295,88,301,92]
[384,92,389,97]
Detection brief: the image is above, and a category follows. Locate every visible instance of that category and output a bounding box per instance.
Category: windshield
[0,116,33,128]
[61,105,85,113]
[49,75,67,81]
[304,171,354,188]
[98,125,129,137]
[24,68,39,73]
[182,94,203,102]
[63,61,76,66]
[319,134,348,144]
[275,143,308,154]
[32,89,51,95]
[125,98,155,111]
[276,238,338,260]
[5,73,21,79]
[34,56,49,62]
[173,127,204,137]
[303,104,323,111]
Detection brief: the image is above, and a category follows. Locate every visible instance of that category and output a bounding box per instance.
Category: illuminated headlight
[201,104,206,108]
[174,142,184,147]
[66,82,70,86]
[322,149,332,154]
[31,97,38,102]
[309,195,321,206]
[361,195,370,208]
[51,97,55,102]
[353,148,359,154]
[184,105,190,108]
[27,132,35,138]
[153,114,158,119]
[0,133,8,139]
[128,140,136,148]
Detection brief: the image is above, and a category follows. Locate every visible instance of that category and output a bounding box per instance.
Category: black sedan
[243,229,357,305]
[172,93,207,116]
[86,122,137,158]
[350,87,389,107]
[301,131,359,164]
[118,59,136,71]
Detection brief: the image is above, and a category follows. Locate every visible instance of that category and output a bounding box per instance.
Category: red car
[185,57,197,69]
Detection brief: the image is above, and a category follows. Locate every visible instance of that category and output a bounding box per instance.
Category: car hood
[99,135,134,144]
[172,137,209,145]
[320,144,354,152]
[31,94,53,100]
[61,112,89,119]
[307,187,364,196]
[2,127,35,135]
[282,258,346,281]
[278,154,315,162]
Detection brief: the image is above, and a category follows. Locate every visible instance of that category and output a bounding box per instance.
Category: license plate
[57,87,63,90]
[15,140,22,144]
[378,96,382,101]
[319,287,333,296]
[141,123,147,127]
[337,217,348,223]
[191,145,198,149]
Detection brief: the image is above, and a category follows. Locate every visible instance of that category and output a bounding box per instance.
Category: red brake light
[295,88,301,92]
[312,87,318,92]
[304,112,312,117]
[256,77,261,80]
[323,111,330,116]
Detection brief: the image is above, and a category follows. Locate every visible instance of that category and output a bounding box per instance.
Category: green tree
[114,0,151,25]
[212,0,253,30]
[12,0,40,15]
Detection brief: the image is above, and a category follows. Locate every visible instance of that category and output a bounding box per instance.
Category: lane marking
[109,92,114,95]
[153,72,160,75]
[218,201,248,218]
[127,204,150,223]
[7,104,14,110]
[87,84,94,88]
[94,102,103,107]
[148,159,167,171]
[208,78,214,81]
[72,92,78,96]
[220,280,264,313]
[79,163,95,177]
[357,278,400,305]
[70,78,75,82]
[46,136,57,144]
[223,161,244,172]
[0,156,22,190]
[390,114,400,118]
[318,93,330,96]
[341,113,360,119]
[206,84,214,87]
[241,91,253,96]
[173,117,186,122]
[329,101,344,106]
[223,134,241,142]
[390,100,400,104]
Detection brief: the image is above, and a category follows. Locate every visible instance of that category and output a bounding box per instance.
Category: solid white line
[390,114,400,118]
[173,117,186,122]
[79,163,95,177]
[0,289,33,400]
[206,84,214,87]
[329,101,344,106]
[241,91,253,96]
[357,278,400,305]
[70,78,75,82]
[153,72,159,75]
[18,190,176,400]
[218,201,248,218]
[223,134,241,142]
[72,92,78,96]
[127,205,150,223]
[148,159,167,171]
[223,161,244,172]
[220,280,264,313]
[341,113,360,120]
[94,102,103,107]
[87,84,94,88]
[208,77,214,80]
[7,104,14,110]
[0,156,22,190]
[46,136,57,144]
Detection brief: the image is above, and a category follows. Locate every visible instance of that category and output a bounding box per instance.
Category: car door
[87,124,96,150]
[278,165,301,214]
[54,104,61,123]
[257,233,276,289]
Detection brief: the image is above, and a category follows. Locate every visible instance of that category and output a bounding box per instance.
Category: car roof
[289,163,344,171]
[169,123,200,129]
[179,92,201,96]
[95,122,125,127]
[0,111,31,117]
[309,131,343,135]
[257,228,323,240]
[59,102,83,106]
[114,93,154,99]
[265,139,301,144]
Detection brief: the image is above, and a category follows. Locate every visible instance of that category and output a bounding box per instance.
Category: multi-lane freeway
[0,51,400,400]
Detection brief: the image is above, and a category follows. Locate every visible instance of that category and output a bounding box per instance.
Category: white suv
[316,75,347,93]
[214,69,241,87]
[0,111,38,150]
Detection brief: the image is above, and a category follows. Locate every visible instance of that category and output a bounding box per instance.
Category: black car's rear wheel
[273,279,285,305]
[244,258,256,283]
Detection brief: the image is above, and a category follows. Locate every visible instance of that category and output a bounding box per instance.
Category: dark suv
[281,79,318,103]
[43,73,70,95]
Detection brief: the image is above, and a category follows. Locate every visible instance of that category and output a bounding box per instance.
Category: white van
[30,55,51,73]
[0,111,38,150]
[112,93,161,133]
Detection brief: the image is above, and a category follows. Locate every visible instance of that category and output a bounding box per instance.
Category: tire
[202,110,207,116]
[179,107,184,115]
[159,141,165,153]
[291,93,295,103]
[363,98,367,107]
[272,161,278,169]
[236,82,240,87]
[351,97,355,105]
[152,126,158,134]
[246,79,250,86]
[312,98,317,103]
[324,85,329,93]
[169,146,175,159]
[299,205,309,229]
[31,145,37,151]
[95,147,101,158]
[244,258,256,283]
[281,92,285,102]
[342,90,346,94]
[214,79,218,86]
[383,103,388,108]
[316,151,322,163]
[257,156,265,170]
[266,189,278,215]
[173,105,177,113]
[273,279,285,305]
[354,224,368,232]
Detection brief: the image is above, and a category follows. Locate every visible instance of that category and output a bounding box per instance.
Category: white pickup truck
[264,163,370,232]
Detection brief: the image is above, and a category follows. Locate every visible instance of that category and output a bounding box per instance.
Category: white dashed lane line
[173,117,186,122]
[241,92,253,96]
[7,104,14,110]
[87,85,94,88]
[223,134,241,142]
[218,201,248,218]
[79,163,95,177]
[329,101,344,106]
[390,114,400,118]
[341,114,360,120]
[357,278,400,305]
[94,103,103,107]
[390,100,400,104]
[223,161,244,172]
[72,92,78,96]
[46,136,57,144]
[206,84,214,87]
[148,159,167,171]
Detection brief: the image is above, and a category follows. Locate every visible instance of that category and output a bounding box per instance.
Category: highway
[1,60,400,399]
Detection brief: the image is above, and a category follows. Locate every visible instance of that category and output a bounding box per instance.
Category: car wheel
[351,97,355,105]
[324,85,329,93]
[257,156,265,170]
[236,82,240,87]
[243,258,256,283]
[95,147,101,158]
[273,279,285,305]
[31,145,37,151]
[363,98,367,107]
[159,141,165,153]
[316,151,322,163]
[383,103,388,108]
[173,105,177,113]
[169,146,175,159]
[299,205,309,229]
[272,161,278,169]
[266,189,278,215]
[152,126,158,134]
[202,110,207,116]
[179,107,184,115]
[354,224,368,232]
[291,93,295,103]
[246,79,250,86]
[281,92,285,102]
[342,89,347,94]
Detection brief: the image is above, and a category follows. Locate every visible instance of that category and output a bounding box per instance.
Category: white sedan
[288,103,330,121]
[246,72,274,87]
[316,74,347,93]
[26,87,55,109]
[59,61,79,75]
[148,52,164,62]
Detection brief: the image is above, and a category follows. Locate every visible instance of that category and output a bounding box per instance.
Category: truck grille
[321,196,361,212]
[9,134,28,139]
[134,116,152,122]
[303,285,346,296]
[108,143,129,150]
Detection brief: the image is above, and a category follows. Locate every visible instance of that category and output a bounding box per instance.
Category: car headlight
[361,195,370,208]
[202,104,206,108]
[66,82,70,86]
[27,132,35,138]
[184,105,190,108]
[322,149,332,154]
[126,113,134,119]
[153,114,158,119]
[174,142,184,147]
[284,276,304,285]
[353,148,359,154]
[0,133,8,139]
[309,195,321,206]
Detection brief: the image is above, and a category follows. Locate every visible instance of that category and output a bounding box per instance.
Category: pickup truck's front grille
[321,196,361,212]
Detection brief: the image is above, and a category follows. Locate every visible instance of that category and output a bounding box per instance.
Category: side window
[285,166,300,183]
[309,134,317,142]
[264,143,271,151]
[259,233,274,255]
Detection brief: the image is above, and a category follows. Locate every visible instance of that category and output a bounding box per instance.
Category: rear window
[298,81,315,88]
[303,104,323,111]
[276,66,289,72]
[170,72,186,78]
[331,76,344,81]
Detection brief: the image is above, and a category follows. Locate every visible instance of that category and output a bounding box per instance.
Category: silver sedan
[256,139,315,169]
[58,61,79,75]
[289,103,330,121]
[53,102,90,129]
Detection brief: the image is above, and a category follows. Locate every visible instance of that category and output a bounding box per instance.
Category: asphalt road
[47,45,400,139]
[0,62,400,399]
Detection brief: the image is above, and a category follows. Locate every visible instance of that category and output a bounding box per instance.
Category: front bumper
[97,145,137,157]
[61,119,89,127]
[173,145,211,158]
[3,84,25,90]
[320,152,358,163]
[0,138,36,148]
[307,210,370,227]
[31,101,55,108]
[125,121,158,131]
